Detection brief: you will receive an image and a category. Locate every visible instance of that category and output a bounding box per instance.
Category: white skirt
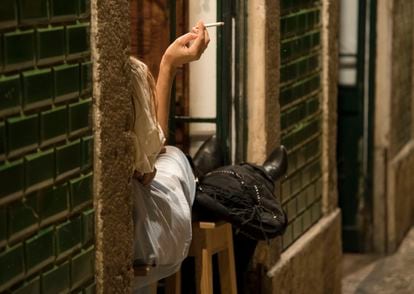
[132,146,196,291]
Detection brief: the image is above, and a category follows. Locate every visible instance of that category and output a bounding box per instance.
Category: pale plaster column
[374,0,414,253]
[321,0,339,214]
[92,0,134,292]
[246,0,280,165]
[373,0,393,253]
[247,0,281,278]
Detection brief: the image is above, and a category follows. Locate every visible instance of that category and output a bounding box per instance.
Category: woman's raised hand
[161,20,210,70]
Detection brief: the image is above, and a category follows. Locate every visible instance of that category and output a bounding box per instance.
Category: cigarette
[205,22,225,28]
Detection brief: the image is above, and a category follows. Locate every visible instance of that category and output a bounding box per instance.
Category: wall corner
[92,0,134,292]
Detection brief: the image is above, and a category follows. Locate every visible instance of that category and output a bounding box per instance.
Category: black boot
[262,145,288,182]
[193,135,224,178]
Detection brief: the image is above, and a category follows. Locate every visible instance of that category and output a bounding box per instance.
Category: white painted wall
[189,0,218,155]
[339,0,359,86]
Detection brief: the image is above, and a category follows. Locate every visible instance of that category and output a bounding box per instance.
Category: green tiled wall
[280,0,323,250]
[0,0,94,292]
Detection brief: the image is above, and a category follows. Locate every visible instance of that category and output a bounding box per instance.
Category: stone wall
[91,0,134,292]
[246,0,341,292]
[266,210,342,294]
[0,0,95,292]
[374,0,414,253]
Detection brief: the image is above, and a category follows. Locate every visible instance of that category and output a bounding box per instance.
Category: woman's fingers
[204,28,210,46]
[189,21,206,58]
[177,32,198,46]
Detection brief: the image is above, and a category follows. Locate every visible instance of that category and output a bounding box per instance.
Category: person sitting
[131,21,287,293]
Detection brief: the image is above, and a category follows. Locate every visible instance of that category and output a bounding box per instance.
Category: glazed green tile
[280,86,293,106]
[25,149,55,193]
[0,160,24,204]
[315,177,322,198]
[36,26,65,65]
[82,208,94,246]
[8,195,39,242]
[13,277,40,294]
[297,190,307,214]
[42,262,70,294]
[301,165,311,185]
[280,65,289,83]
[56,216,82,258]
[303,208,312,231]
[0,35,3,71]
[69,99,91,135]
[66,23,90,58]
[0,122,5,159]
[78,0,91,17]
[281,18,288,35]
[311,199,322,224]
[0,0,17,28]
[50,0,77,21]
[286,197,297,221]
[25,227,55,274]
[7,114,38,156]
[56,139,81,180]
[71,247,94,290]
[70,173,92,211]
[287,150,297,174]
[280,0,291,13]
[281,179,291,204]
[40,105,68,146]
[292,215,303,240]
[0,75,22,116]
[307,96,320,115]
[310,160,321,181]
[0,244,24,291]
[54,63,80,103]
[4,30,35,71]
[281,113,288,130]
[312,32,321,47]
[22,69,53,110]
[83,282,96,294]
[306,183,316,206]
[286,16,297,34]
[81,135,93,170]
[0,206,6,248]
[18,0,48,24]
[298,13,307,32]
[80,62,92,96]
[282,223,293,249]
[291,172,302,195]
[38,184,69,225]
[297,147,306,169]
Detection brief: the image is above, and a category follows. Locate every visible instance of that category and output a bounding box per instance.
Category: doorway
[131,0,245,164]
[337,0,376,252]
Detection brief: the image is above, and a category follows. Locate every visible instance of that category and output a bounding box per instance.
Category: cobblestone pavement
[342,228,414,294]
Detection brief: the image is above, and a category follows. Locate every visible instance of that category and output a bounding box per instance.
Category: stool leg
[217,226,238,294]
[195,249,213,294]
[150,282,158,294]
[165,269,181,294]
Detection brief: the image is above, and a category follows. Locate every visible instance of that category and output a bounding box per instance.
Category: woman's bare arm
[156,20,210,138]
[137,21,209,186]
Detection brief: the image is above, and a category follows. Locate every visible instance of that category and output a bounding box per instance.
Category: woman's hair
[145,65,158,115]
[130,56,158,128]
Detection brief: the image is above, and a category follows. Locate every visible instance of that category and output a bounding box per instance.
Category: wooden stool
[133,262,158,294]
[187,221,238,294]
[135,221,237,294]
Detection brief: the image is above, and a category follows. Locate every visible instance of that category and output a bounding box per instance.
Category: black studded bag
[193,163,288,240]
